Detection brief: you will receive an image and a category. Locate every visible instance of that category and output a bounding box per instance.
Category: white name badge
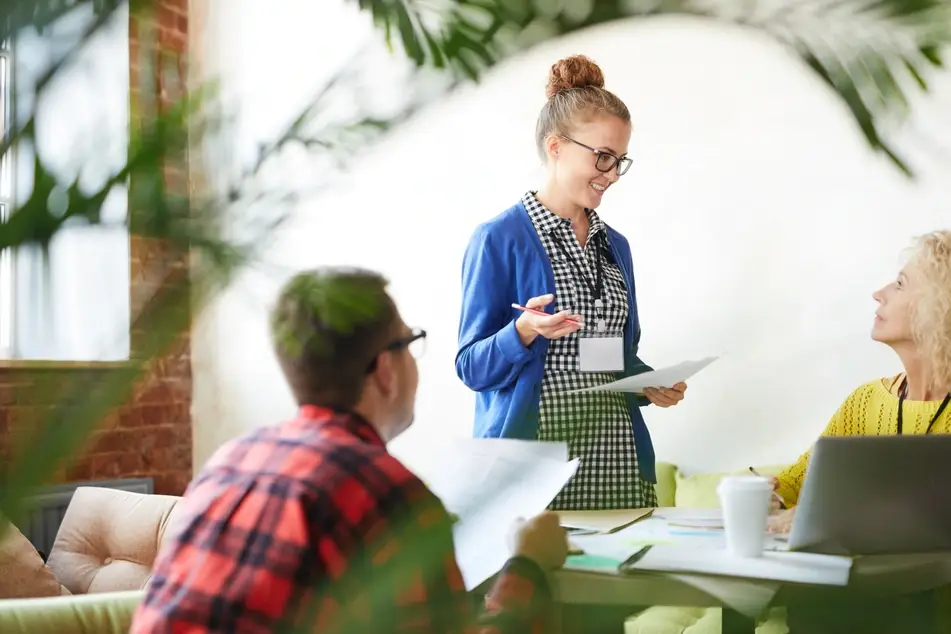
[578,336,624,373]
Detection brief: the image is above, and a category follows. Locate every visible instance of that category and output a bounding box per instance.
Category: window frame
[0,36,16,359]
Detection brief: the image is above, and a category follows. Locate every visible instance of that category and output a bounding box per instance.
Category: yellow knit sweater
[776,374,951,506]
[775,374,951,631]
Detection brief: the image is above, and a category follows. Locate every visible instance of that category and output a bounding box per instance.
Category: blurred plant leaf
[0,0,445,526]
[1,0,945,265]
[0,265,193,528]
[353,0,509,78]
[354,0,951,176]
[0,0,948,614]
[735,0,951,176]
[270,270,393,360]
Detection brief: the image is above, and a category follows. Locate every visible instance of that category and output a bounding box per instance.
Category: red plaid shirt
[131,406,552,633]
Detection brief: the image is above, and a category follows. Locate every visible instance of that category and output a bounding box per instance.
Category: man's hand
[511,511,568,570]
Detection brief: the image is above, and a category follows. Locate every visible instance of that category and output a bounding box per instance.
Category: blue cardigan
[455,201,658,483]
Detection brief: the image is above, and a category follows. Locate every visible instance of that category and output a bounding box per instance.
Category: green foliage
[0,0,948,628]
[270,269,394,360]
[358,0,950,175]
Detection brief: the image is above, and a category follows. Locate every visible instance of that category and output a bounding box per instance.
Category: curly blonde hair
[909,230,951,391]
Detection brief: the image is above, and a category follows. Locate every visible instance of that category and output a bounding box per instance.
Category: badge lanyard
[551,232,606,332]
[896,377,951,435]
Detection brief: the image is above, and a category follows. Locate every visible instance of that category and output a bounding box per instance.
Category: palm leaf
[737,0,950,175]
[357,0,951,177]
[0,0,941,525]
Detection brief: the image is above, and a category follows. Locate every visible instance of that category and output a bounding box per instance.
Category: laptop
[788,435,951,556]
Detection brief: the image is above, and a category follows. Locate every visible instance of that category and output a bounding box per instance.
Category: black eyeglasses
[559,135,632,176]
[366,328,427,373]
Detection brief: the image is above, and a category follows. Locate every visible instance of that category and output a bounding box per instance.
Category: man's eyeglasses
[559,135,632,176]
[366,328,427,373]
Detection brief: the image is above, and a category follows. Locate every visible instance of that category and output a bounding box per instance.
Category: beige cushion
[0,519,70,598]
[47,487,183,595]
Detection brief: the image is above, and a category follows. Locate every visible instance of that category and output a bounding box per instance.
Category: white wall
[192,0,951,474]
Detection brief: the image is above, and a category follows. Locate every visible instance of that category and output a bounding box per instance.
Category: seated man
[130,267,567,633]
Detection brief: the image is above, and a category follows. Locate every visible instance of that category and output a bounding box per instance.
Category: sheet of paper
[626,546,851,585]
[667,518,725,530]
[397,438,579,589]
[560,509,654,533]
[399,438,569,516]
[452,457,579,589]
[665,573,780,619]
[569,356,719,394]
[572,517,851,585]
[564,543,781,617]
[575,516,788,553]
[654,508,724,521]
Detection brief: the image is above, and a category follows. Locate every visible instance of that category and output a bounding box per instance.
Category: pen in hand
[748,466,788,509]
[511,303,583,328]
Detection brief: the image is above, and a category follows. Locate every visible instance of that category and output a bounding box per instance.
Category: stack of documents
[570,512,853,586]
[560,509,655,534]
[398,438,579,589]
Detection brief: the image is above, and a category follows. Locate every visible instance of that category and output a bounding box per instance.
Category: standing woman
[455,55,686,511]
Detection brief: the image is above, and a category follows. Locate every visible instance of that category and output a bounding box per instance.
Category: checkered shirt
[130,405,552,634]
[522,192,657,511]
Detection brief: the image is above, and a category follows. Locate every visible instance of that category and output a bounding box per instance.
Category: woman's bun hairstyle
[545,55,605,100]
[535,54,629,162]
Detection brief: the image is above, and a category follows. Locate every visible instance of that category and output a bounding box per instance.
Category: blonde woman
[769,230,951,634]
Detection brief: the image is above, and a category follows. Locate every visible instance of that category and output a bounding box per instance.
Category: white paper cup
[717,475,772,558]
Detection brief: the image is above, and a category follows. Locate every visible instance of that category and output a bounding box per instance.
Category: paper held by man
[396,438,579,589]
[569,356,719,394]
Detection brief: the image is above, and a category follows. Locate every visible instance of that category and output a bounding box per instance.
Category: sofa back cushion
[46,487,183,594]
[654,462,678,507]
[0,519,70,598]
[673,465,788,508]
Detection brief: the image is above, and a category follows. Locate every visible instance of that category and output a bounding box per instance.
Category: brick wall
[0,0,193,497]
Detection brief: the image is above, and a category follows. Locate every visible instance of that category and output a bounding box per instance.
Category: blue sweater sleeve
[614,232,653,408]
[625,330,653,408]
[456,226,537,392]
